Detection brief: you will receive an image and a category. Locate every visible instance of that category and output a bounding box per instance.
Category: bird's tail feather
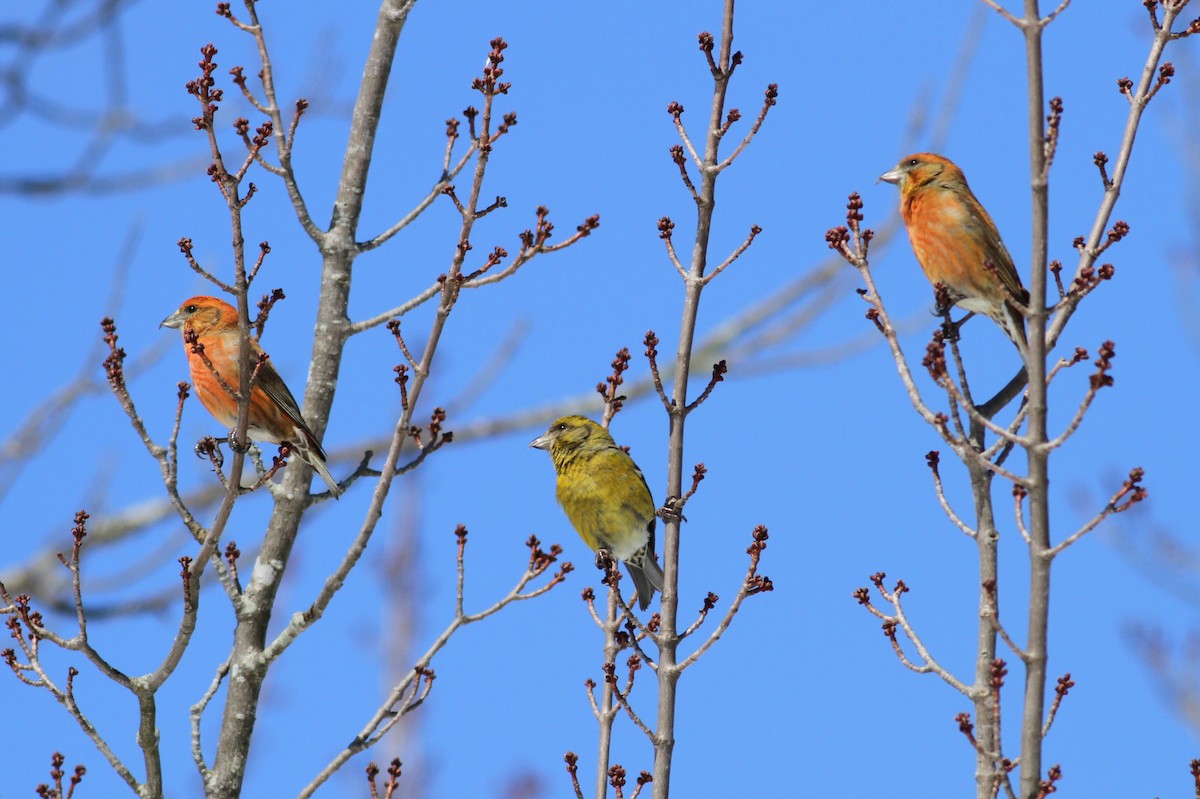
[625,553,664,612]
[995,302,1030,364]
[293,440,342,499]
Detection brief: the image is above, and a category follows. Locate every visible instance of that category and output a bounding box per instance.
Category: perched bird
[161,296,342,498]
[879,152,1030,359]
[530,415,664,611]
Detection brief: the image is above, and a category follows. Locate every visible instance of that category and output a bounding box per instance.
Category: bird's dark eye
[907,158,919,167]
[185,304,197,313]
[556,423,567,431]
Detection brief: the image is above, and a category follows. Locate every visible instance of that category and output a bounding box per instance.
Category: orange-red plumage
[161,296,341,498]
[880,153,1029,359]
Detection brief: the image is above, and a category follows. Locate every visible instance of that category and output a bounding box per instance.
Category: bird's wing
[252,351,326,456]
[625,449,657,543]
[956,190,1029,304]
[979,230,1028,304]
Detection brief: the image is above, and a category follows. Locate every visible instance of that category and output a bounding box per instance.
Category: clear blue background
[0,1,1195,797]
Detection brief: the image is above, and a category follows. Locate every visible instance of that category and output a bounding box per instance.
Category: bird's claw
[594,547,617,573]
[194,436,224,468]
[937,310,976,344]
[227,428,251,454]
[940,316,963,343]
[660,496,687,524]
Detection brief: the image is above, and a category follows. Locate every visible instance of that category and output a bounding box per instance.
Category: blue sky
[1,1,1197,796]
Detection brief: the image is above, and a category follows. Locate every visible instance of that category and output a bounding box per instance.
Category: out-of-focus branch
[1126,625,1200,734]
[0,0,198,195]
[0,222,166,504]
[1,0,356,197]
